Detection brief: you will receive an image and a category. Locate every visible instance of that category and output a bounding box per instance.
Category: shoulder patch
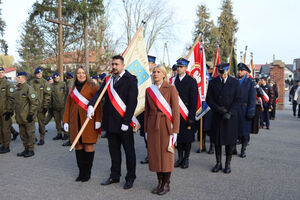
[9,88,14,92]
[46,87,51,91]
[31,94,36,98]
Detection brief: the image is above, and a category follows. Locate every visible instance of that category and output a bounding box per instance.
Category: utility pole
[45,0,73,79]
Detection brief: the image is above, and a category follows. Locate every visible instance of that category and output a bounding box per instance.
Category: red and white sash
[170,77,189,122]
[70,88,89,111]
[261,89,269,103]
[169,76,175,85]
[106,76,139,128]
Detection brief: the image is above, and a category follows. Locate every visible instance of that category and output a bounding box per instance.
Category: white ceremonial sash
[70,88,89,111]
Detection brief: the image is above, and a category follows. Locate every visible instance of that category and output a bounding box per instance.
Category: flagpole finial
[141,20,146,25]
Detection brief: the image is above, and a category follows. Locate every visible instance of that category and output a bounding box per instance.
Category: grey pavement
[0,99,299,200]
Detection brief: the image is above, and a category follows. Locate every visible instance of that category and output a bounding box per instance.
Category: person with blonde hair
[144,64,180,195]
[63,66,102,182]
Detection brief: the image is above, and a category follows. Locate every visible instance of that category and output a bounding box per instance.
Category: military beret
[237,63,251,73]
[0,67,4,71]
[47,76,53,81]
[66,72,74,78]
[176,58,190,66]
[172,64,178,71]
[17,71,28,77]
[147,55,156,63]
[34,67,43,74]
[216,63,230,70]
[98,73,106,80]
[92,75,98,80]
[52,72,60,79]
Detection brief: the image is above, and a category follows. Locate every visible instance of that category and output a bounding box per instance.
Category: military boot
[0,147,10,154]
[53,134,62,140]
[211,145,222,172]
[24,151,35,158]
[240,143,246,158]
[62,134,69,140]
[37,140,44,145]
[17,148,28,157]
[223,145,232,174]
[62,140,71,146]
[181,143,191,169]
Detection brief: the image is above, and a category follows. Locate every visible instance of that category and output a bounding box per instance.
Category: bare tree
[121,0,174,53]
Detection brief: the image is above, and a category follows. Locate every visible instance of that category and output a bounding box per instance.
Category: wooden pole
[185,36,201,60]
[69,78,112,152]
[200,117,203,150]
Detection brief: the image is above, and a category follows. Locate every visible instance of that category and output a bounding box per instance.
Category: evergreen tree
[17,19,46,70]
[218,0,238,62]
[229,46,237,77]
[0,0,8,55]
[192,4,218,62]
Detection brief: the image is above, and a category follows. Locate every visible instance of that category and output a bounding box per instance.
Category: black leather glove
[223,112,232,120]
[4,112,12,120]
[27,114,34,123]
[42,108,48,114]
[217,106,228,115]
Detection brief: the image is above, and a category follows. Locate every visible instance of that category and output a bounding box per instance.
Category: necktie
[221,79,225,86]
[113,75,119,85]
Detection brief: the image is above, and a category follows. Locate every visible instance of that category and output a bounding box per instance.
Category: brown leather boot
[151,172,163,194]
[158,173,171,195]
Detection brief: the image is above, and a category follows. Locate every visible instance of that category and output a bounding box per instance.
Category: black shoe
[208,145,214,154]
[266,127,270,130]
[11,132,19,141]
[181,158,189,169]
[123,180,134,189]
[0,147,10,154]
[62,141,71,146]
[37,140,44,146]
[211,163,222,172]
[45,130,48,132]
[100,177,120,185]
[223,164,231,174]
[140,156,148,164]
[24,151,35,158]
[53,134,62,140]
[17,149,28,157]
[62,134,68,140]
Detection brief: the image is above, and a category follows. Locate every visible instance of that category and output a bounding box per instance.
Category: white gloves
[64,123,69,132]
[173,133,177,145]
[95,122,101,129]
[87,105,95,119]
[121,124,129,131]
[145,132,148,141]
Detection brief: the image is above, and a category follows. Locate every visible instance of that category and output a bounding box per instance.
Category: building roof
[4,67,16,73]
[285,64,293,72]
[246,64,262,71]
[41,50,103,65]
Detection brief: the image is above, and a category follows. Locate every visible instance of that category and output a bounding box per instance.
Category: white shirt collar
[119,70,125,78]
[220,76,228,83]
[179,73,186,81]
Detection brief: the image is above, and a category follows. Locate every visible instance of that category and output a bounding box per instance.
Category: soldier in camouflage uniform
[51,72,67,140]
[15,72,39,157]
[0,67,15,154]
[29,67,51,145]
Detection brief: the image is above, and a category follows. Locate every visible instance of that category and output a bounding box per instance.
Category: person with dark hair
[289,81,299,116]
[206,63,241,174]
[63,66,102,182]
[87,55,138,189]
[269,80,278,120]
[29,67,51,146]
[294,81,300,118]
[259,77,274,129]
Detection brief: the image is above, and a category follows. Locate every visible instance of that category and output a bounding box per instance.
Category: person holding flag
[259,76,274,129]
[87,55,138,190]
[144,65,179,195]
[236,63,256,158]
[63,66,101,182]
[206,63,241,174]
[172,58,198,169]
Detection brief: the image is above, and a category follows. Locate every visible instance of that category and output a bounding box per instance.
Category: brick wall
[270,60,285,110]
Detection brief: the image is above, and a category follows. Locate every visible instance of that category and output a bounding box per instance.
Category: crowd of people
[0,54,283,195]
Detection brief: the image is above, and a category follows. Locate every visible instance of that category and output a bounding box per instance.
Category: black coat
[206,76,241,145]
[237,77,256,138]
[174,74,198,143]
[89,70,138,133]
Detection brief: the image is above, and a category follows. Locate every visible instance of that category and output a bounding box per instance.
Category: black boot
[240,143,246,158]
[53,134,62,140]
[174,144,183,168]
[75,149,84,181]
[62,140,71,146]
[0,146,10,154]
[232,145,237,155]
[207,137,214,154]
[223,145,232,174]
[81,151,94,182]
[181,143,191,169]
[152,172,163,194]
[158,172,171,195]
[211,145,222,172]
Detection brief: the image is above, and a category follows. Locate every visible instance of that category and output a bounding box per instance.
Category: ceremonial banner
[122,26,152,116]
[212,49,220,78]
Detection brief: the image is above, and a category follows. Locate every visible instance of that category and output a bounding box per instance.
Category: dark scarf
[75,80,86,92]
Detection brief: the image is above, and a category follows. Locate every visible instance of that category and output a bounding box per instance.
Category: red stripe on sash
[70,91,88,111]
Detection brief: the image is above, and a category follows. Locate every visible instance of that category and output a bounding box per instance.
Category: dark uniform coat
[144,81,180,172]
[206,76,241,145]
[63,82,101,144]
[237,76,256,138]
[174,74,198,143]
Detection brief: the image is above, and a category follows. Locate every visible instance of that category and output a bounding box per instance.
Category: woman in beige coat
[144,65,180,195]
[63,66,102,182]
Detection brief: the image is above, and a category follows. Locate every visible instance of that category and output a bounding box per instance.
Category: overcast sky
[2,0,300,65]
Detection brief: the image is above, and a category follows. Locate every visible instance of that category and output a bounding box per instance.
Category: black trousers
[107,131,136,181]
[292,101,300,116]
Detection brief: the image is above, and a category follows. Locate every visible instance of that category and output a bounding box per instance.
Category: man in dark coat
[251,78,264,134]
[87,55,138,190]
[289,81,299,116]
[236,63,256,158]
[259,76,274,129]
[206,63,241,174]
[173,58,198,169]
[139,55,156,165]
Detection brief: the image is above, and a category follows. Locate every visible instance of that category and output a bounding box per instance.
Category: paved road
[1,101,299,200]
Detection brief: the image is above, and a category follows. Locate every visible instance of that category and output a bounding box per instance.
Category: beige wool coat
[63,82,102,144]
[144,81,180,172]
